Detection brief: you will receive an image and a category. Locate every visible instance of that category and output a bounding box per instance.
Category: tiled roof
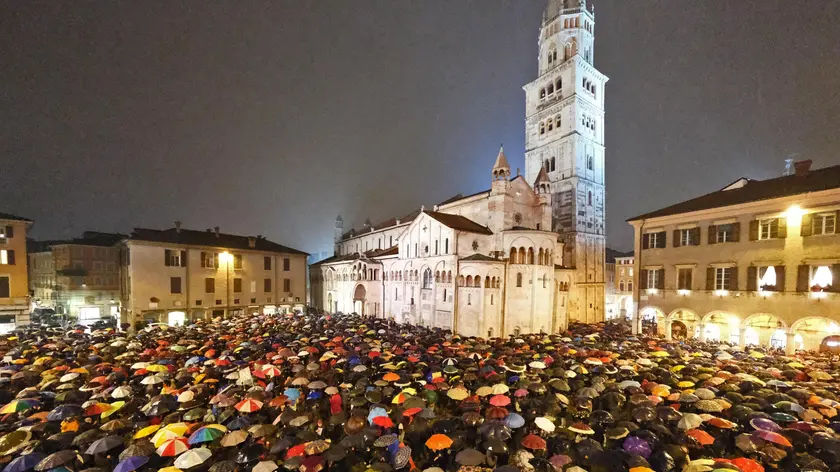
[128,227,307,255]
[30,232,127,252]
[310,246,397,267]
[424,211,493,235]
[460,254,501,262]
[0,212,33,223]
[340,210,420,241]
[437,189,490,207]
[606,248,633,264]
[628,164,840,221]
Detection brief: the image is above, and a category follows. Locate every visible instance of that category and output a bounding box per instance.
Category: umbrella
[521,434,547,450]
[114,456,150,472]
[156,437,190,457]
[456,449,485,466]
[34,450,79,471]
[174,448,212,469]
[189,426,225,444]
[221,430,248,447]
[426,434,453,450]
[85,435,123,455]
[3,452,46,472]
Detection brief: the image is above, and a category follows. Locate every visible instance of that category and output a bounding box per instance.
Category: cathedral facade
[310,0,607,336]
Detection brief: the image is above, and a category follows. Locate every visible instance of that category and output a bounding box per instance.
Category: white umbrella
[174,447,212,469]
[111,386,133,399]
[253,461,279,472]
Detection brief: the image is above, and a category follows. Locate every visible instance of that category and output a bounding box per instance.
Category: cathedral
[310,0,607,336]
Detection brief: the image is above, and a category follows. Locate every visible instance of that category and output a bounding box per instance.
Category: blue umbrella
[307,391,323,400]
[227,415,251,430]
[284,388,301,402]
[504,413,525,429]
[114,456,150,472]
[3,453,45,472]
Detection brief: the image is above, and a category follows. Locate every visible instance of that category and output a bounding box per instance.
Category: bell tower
[524,0,607,324]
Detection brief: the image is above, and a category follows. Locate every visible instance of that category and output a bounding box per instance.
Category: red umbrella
[287,443,306,458]
[522,434,547,450]
[486,407,508,420]
[403,408,422,417]
[373,416,394,428]
[490,395,511,407]
[717,458,764,472]
[686,429,715,446]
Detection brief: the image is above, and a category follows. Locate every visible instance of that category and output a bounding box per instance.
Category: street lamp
[219,251,233,318]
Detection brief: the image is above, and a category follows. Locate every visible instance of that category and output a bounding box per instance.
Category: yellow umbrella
[134,424,161,439]
[204,424,227,432]
[153,429,185,448]
[158,468,182,472]
[145,364,169,373]
[162,423,190,435]
[650,351,669,357]
[102,401,125,419]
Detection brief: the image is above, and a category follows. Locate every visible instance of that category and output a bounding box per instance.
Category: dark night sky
[2,1,839,254]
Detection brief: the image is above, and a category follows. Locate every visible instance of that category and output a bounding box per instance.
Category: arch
[475,277,482,288]
[465,275,473,287]
[547,118,554,131]
[353,284,366,301]
[537,248,544,265]
[790,316,840,351]
[618,281,625,291]
[435,270,440,282]
[447,271,452,283]
[458,275,465,286]
[485,276,491,288]
[518,247,526,264]
[555,78,562,91]
[699,310,739,343]
[790,315,840,333]
[527,247,535,264]
[509,246,518,263]
[742,313,788,330]
[547,83,554,95]
[539,88,546,99]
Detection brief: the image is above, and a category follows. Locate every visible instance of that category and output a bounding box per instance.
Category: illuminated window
[646,269,662,289]
[758,266,777,291]
[619,281,625,291]
[811,265,833,291]
[677,268,692,290]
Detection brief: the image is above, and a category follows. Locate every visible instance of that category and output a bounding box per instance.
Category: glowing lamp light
[677,289,690,296]
[646,288,658,295]
[714,290,729,297]
[785,205,806,225]
[220,251,233,263]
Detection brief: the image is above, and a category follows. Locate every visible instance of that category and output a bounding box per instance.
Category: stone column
[738,327,746,349]
[785,332,796,356]
[697,324,706,342]
[664,321,672,341]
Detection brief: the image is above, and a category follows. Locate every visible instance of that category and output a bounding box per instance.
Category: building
[310,0,608,335]
[604,249,633,320]
[120,224,307,328]
[0,212,33,333]
[29,232,124,326]
[311,149,571,338]
[627,160,840,353]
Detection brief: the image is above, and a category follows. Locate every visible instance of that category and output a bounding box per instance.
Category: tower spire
[492,145,511,180]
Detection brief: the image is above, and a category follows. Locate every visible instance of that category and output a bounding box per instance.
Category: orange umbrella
[383,373,400,382]
[425,434,453,451]
[522,434,547,450]
[235,398,263,413]
[686,429,715,446]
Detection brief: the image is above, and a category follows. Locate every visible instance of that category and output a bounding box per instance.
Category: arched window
[395,287,398,300]
[556,78,562,91]
[488,327,494,338]
[485,276,491,287]
[539,88,546,99]
[434,240,438,255]
[475,277,482,288]
[447,271,452,283]
[554,115,561,130]
[588,191,592,206]
[544,159,550,171]
[551,156,556,171]
[547,83,554,95]
[587,155,594,170]
[516,273,523,287]
[466,275,473,287]
[509,247,518,264]
[518,247,526,264]
[619,281,625,291]
[444,239,449,254]
[435,271,440,282]
[628,282,633,292]
[546,250,551,265]
[458,275,465,286]
[467,293,472,305]
[552,50,557,62]
[547,118,553,131]
[422,268,432,289]
[527,247,535,264]
[538,248,544,265]
[539,122,545,135]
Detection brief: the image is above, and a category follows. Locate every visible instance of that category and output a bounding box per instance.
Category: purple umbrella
[623,436,651,458]
[750,417,781,432]
[3,453,45,472]
[114,455,150,472]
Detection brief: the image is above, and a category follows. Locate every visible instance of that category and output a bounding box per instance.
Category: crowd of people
[1,311,840,472]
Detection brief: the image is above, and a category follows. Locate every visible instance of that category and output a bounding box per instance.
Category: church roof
[340,210,420,240]
[460,253,501,262]
[424,211,493,235]
[627,163,840,221]
[310,245,398,267]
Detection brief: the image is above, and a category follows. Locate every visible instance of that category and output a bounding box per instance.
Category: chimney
[248,236,256,248]
[214,226,220,238]
[784,158,794,176]
[516,168,520,176]
[174,221,182,233]
[793,159,812,176]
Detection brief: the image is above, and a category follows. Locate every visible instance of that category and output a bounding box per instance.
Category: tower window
[539,88,546,99]
[588,191,593,206]
[547,83,554,95]
[547,118,553,131]
[556,78,562,91]
[539,122,545,135]
[587,155,593,170]
[516,273,523,287]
